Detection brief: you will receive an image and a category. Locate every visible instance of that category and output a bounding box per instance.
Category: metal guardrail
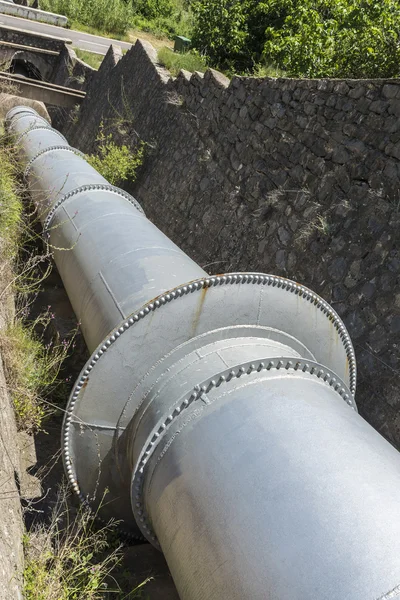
[7,106,400,600]
[0,72,85,107]
[0,40,59,55]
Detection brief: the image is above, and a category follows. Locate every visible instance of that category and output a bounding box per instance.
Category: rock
[331,145,350,164]
[278,226,291,245]
[276,249,287,270]
[382,84,399,99]
[345,311,366,339]
[328,257,347,282]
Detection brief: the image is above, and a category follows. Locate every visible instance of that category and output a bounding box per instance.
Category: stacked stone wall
[48,45,96,130]
[62,40,400,448]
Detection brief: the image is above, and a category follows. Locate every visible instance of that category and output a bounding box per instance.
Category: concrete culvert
[9,57,42,80]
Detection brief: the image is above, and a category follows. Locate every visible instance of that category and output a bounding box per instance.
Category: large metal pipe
[7,106,400,600]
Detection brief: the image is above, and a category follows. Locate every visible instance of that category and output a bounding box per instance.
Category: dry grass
[0,311,74,432]
[23,487,122,600]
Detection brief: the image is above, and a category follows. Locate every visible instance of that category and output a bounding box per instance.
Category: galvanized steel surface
[7,106,400,600]
[7,106,206,350]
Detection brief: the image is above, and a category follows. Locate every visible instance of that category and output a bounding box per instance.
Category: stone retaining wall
[62,40,400,448]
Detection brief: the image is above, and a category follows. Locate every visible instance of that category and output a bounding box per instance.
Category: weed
[70,104,81,126]
[158,46,207,76]
[0,144,23,258]
[86,124,145,186]
[314,215,331,236]
[24,487,119,599]
[0,311,75,432]
[165,90,184,107]
[74,49,104,71]
[252,63,287,78]
[23,486,152,599]
[296,212,332,249]
[0,131,73,432]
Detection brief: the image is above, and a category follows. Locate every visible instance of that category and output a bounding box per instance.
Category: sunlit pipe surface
[7,106,400,600]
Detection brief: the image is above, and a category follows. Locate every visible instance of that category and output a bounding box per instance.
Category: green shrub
[132,0,193,38]
[133,0,174,20]
[191,0,248,70]
[158,46,207,75]
[87,126,145,186]
[263,0,400,78]
[39,0,134,35]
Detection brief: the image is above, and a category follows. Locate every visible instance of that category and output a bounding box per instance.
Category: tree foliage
[191,0,400,77]
[132,0,175,20]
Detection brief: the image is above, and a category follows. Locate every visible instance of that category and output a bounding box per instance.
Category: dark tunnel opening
[9,59,42,81]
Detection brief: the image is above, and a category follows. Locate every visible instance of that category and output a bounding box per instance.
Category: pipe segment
[7,106,400,600]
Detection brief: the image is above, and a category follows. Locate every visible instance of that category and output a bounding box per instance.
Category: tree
[191,0,248,70]
[191,0,400,78]
[132,0,174,20]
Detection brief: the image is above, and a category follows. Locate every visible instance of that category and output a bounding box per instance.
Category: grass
[40,0,134,36]
[0,143,23,258]
[23,487,150,600]
[158,47,207,76]
[40,0,191,42]
[253,63,287,78]
[0,312,74,433]
[0,131,74,433]
[74,48,104,70]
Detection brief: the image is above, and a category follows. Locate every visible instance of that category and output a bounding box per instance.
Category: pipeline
[6,106,400,600]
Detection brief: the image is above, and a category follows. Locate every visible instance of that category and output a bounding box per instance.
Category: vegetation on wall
[191,0,400,77]
[86,125,145,186]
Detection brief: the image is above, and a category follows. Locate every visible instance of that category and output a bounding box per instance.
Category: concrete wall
[0,26,72,83]
[62,40,400,449]
[0,47,57,80]
[0,24,70,52]
[0,259,23,600]
[0,0,67,26]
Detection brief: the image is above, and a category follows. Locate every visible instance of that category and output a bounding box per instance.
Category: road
[0,13,133,55]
